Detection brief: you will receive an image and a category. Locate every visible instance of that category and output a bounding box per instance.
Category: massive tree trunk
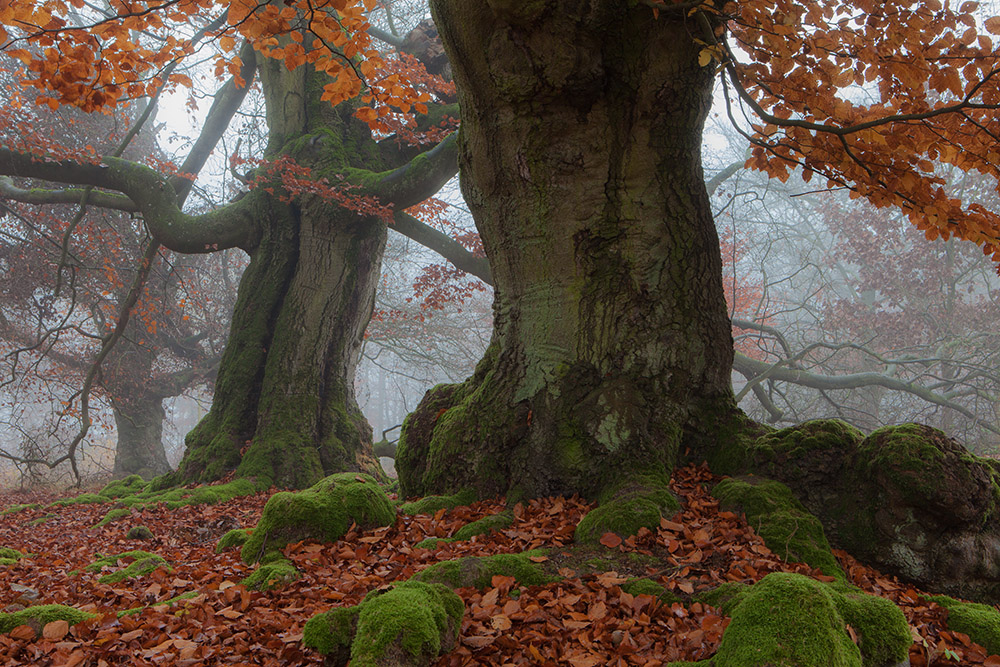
[166,61,390,489]
[398,3,749,500]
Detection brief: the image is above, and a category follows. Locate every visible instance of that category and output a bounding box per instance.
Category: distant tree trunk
[398,3,750,500]
[111,395,171,478]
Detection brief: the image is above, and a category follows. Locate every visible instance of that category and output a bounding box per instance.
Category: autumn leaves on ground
[0,465,994,667]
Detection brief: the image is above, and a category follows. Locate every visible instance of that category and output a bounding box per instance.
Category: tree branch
[390,210,492,285]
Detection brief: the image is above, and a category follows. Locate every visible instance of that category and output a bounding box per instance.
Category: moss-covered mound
[711,477,844,580]
[0,604,98,636]
[705,572,910,667]
[126,525,154,540]
[99,474,148,499]
[80,550,171,584]
[241,473,395,564]
[93,508,130,528]
[415,511,514,550]
[303,580,463,667]
[575,474,680,544]
[216,528,251,553]
[924,595,1000,656]
[621,578,682,605]
[0,503,39,516]
[399,488,476,516]
[242,558,300,591]
[413,550,556,590]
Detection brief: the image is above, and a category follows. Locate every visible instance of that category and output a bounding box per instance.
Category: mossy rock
[216,528,251,553]
[711,572,909,667]
[80,550,171,584]
[575,481,680,544]
[750,419,864,469]
[242,559,300,591]
[400,488,476,516]
[451,510,513,541]
[304,580,463,667]
[99,474,148,499]
[925,595,1000,655]
[711,477,844,580]
[93,508,130,528]
[0,604,98,636]
[414,550,556,590]
[126,525,154,540]
[621,578,682,605]
[241,473,395,564]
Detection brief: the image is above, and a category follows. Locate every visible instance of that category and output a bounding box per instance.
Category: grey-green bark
[398,2,746,501]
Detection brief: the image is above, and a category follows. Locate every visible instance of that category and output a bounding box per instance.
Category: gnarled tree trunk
[398,3,748,501]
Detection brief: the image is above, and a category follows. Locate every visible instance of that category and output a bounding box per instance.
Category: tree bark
[398,2,749,500]
[111,396,172,479]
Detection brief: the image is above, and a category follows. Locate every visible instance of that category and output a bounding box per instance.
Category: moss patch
[711,477,844,580]
[711,572,909,667]
[750,419,864,470]
[304,580,463,666]
[126,525,154,540]
[48,493,108,507]
[621,578,682,606]
[925,595,1000,656]
[0,604,98,636]
[400,488,476,516]
[93,508,130,528]
[575,485,679,544]
[452,510,514,541]
[414,550,556,590]
[118,591,199,618]
[241,473,394,564]
[0,548,24,561]
[216,528,251,553]
[99,475,148,499]
[241,558,300,591]
[79,550,171,584]
[0,503,39,516]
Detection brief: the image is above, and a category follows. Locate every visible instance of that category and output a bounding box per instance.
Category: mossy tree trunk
[398,3,748,500]
[167,55,456,490]
[111,395,172,479]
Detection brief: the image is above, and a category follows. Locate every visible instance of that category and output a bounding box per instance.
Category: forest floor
[0,464,996,666]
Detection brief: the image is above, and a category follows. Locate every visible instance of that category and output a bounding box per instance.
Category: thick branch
[354,132,458,209]
[0,177,137,211]
[0,149,258,253]
[390,210,492,285]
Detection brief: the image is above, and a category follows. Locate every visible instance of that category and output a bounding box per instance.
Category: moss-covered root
[0,547,25,566]
[241,473,395,565]
[399,488,476,516]
[711,477,845,581]
[0,604,98,636]
[304,581,463,667]
[416,511,514,549]
[216,528,251,553]
[708,572,910,667]
[574,476,680,544]
[242,558,300,591]
[621,578,682,606]
[924,595,1000,655]
[93,508,130,528]
[414,551,556,590]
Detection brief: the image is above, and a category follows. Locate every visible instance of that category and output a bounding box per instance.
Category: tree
[397,0,1000,501]
[0,4,477,488]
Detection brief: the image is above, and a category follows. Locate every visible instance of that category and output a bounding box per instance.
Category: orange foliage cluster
[0,465,996,665]
[728,0,1000,263]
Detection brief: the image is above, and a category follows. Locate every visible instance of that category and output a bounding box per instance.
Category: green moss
[303,605,359,662]
[241,473,395,564]
[694,582,751,611]
[415,537,446,550]
[126,526,154,540]
[114,478,260,511]
[0,548,23,560]
[215,528,251,553]
[79,550,170,584]
[1,503,39,515]
[99,474,148,499]
[241,558,300,591]
[0,604,98,636]
[712,477,844,580]
[750,419,864,471]
[93,508,130,528]
[712,572,909,667]
[414,550,556,590]
[48,493,108,507]
[925,595,1000,655]
[452,510,514,541]
[400,488,477,516]
[350,581,464,666]
[31,514,53,525]
[621,578,682,605]
[575,491,678,544]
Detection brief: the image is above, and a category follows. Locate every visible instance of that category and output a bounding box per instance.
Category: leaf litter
[0,464,993,666]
